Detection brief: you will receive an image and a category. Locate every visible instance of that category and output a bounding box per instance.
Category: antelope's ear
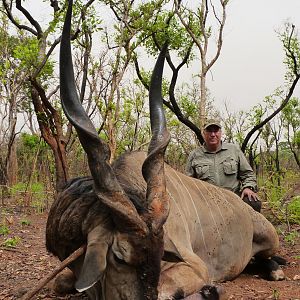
[75,225,112,292]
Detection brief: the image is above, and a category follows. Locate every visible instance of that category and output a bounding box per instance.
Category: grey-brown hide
[47,151,280,299]
[114,151,280,299]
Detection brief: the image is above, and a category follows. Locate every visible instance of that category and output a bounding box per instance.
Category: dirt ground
[0,206,299,300]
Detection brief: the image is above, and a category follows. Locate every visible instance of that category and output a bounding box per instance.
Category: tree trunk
[52,146,68,192]
[199,72,207,128]
[8,142,18,186]
[290,148,300,169]
[30,81,69,192]
[274,137,281,186]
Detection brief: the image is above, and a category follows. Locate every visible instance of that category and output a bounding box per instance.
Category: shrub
[286,196,300,224]
[2,236,21,248]
[260,171,300,226]
[10,182,47,212]
[0,224,9,235]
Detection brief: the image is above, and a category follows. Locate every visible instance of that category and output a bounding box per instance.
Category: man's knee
[242,196,262,212]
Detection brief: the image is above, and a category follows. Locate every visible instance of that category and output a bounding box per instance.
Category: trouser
[242,195,262,212]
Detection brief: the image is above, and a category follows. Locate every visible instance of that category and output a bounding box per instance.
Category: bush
[10,182,47,212]
[0,224,9,235]
[287,196,300,224]
[3,236,21,248]
[260,171,300,226]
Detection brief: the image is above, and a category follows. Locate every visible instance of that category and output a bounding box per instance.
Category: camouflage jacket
[185,142,258,195]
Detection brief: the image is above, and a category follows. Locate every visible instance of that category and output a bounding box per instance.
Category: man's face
[203,125,222,148]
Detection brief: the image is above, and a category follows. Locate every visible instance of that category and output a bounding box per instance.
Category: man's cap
[203,119,222,130]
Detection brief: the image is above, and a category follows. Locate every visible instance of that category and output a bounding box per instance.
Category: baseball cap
[203,119,221,130]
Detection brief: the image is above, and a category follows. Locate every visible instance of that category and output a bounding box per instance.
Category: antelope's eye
[113,252,126,265]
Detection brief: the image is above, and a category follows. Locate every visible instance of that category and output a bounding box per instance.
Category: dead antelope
[46,1,284,299]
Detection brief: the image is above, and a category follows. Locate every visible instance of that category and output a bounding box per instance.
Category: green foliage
[272,289,280,300]
[2,236,21,248]
[282,97,300,126]
[0,18,22,80]
[13,37,54,81]
[261,171,300,226]
[107,0,196,61]
[10,182,47,213]
[282,97,300,154]
[248,103,265,127]
[16,133,54,184]
[19,133,48,152]
[278,23,300,82]
[287,196,300,224]
[263,174,286,210]
[180,95,198,119]
[13,38,39,68]
[138,11,195,60]
[73,3,103,51]
[0,225,9,235]
[284,229,299,245]
[11,182,44,195]
[294,131,300,148]
[20,218,31,226]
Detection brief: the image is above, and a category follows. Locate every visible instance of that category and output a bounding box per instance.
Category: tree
[0,12,28,200]
[241,23,300,153]
[100,0,197,158]
[2,0,98,191]
[282,97,300,168]
[125,0,229,144]
[128,1,204,143]
[174,0,229,128]
[99,0,146,161]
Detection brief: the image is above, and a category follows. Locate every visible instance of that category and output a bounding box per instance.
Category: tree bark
[30,81,68,192]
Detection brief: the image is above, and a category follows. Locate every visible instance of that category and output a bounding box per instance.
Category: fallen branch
[0,246,23,253]
[22,244,86,300]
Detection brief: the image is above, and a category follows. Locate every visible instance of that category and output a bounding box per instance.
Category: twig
[22,244,86,300]
[0,246,23,253]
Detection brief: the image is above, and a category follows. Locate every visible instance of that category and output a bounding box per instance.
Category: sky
[205,0,300,112]
[20,0,300,114]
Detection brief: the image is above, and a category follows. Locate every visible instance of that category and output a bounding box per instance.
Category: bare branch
[50,0,60,12]
[241,25,300,152]
[210,0,221,25]
[241,75,300,152]
[2,0,38,36]
[284,25,299,77]
[206,1,226,71]
[15,0,43,36]
[21,245,86,300]
[174,0,203,53]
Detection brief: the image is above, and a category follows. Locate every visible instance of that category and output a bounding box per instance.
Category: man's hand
[241,188,258,201]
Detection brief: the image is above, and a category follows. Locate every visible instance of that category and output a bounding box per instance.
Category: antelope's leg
[252,212,279,257]
[158,262,207,299]
[251,211,285,281]
[53,268,76,295]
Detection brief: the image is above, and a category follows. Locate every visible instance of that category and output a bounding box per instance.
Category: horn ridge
[60,0,103,154]
[60,0,148,235]
[142,43,171,232]
[148,43,169,154]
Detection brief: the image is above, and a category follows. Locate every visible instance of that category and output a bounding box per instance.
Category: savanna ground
[0,205,299,300]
